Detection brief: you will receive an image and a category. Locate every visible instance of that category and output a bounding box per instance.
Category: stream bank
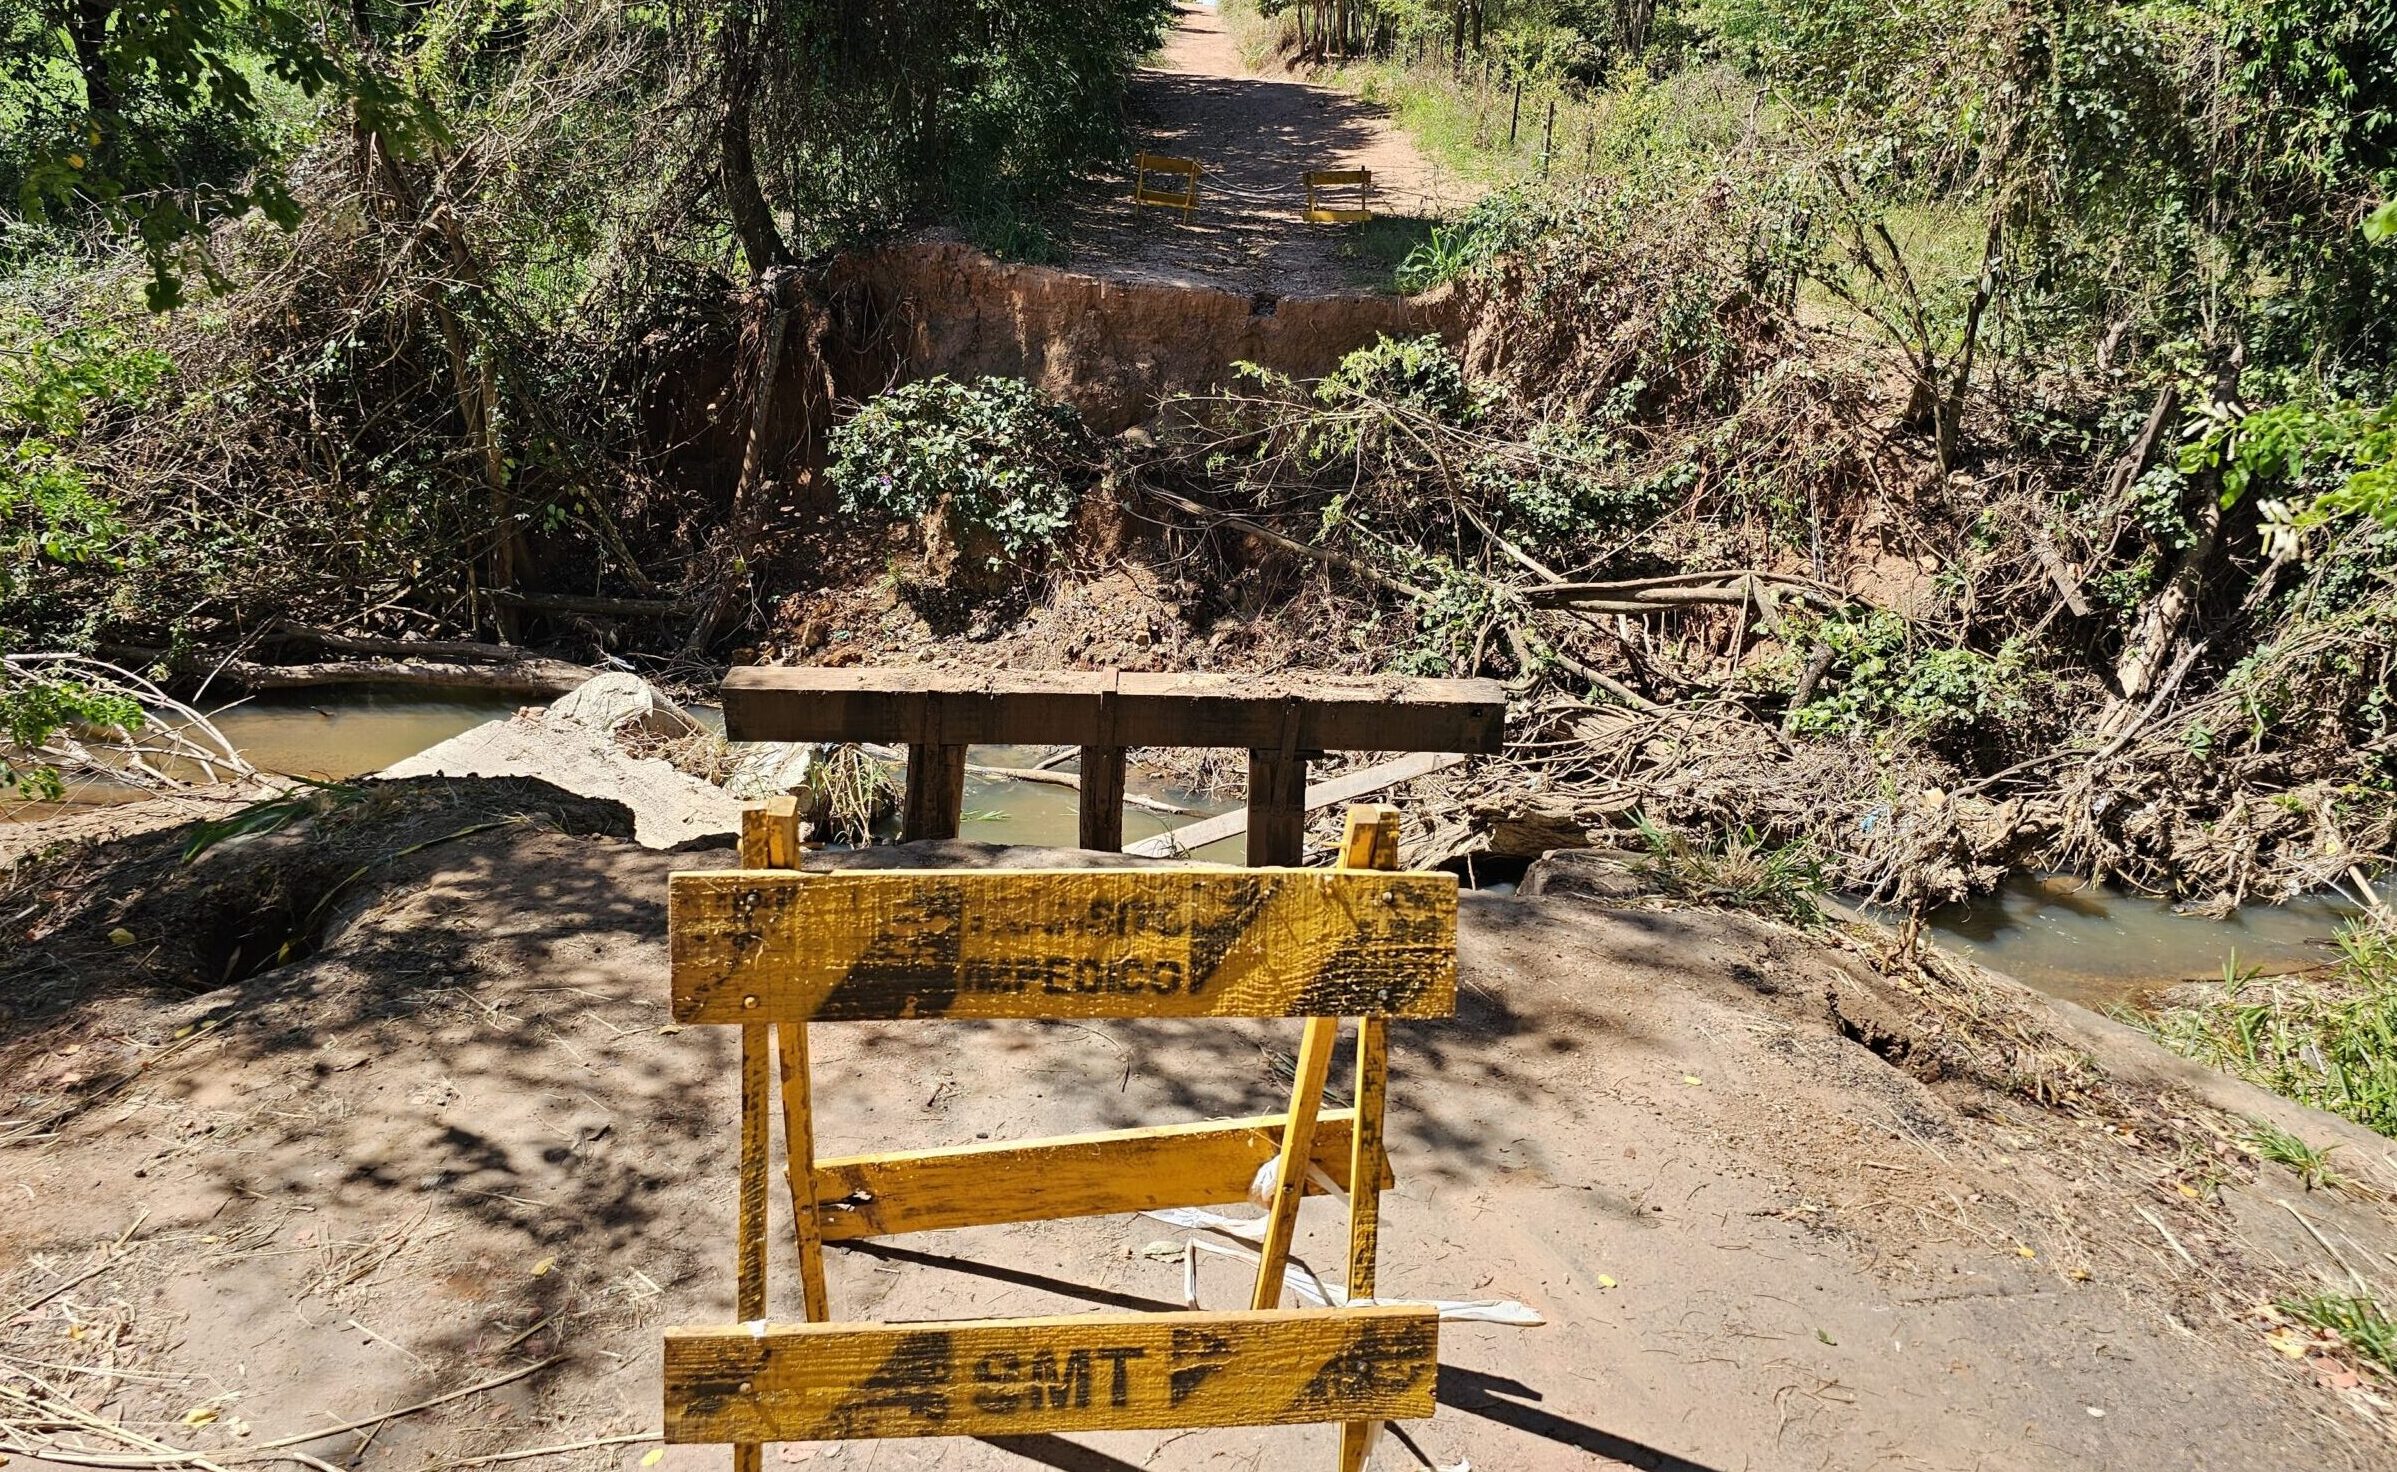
[4,679,2378,1011]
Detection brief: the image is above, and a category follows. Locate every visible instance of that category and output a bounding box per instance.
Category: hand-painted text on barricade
[663,1307,1439,1442]
[669,868,1458,1023]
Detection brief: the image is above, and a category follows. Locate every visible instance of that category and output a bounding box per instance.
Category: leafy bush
[827,376,1090,570]
[1786,610,2035,742]
[1634,814,1828,926]
[0,316,167,602]
[1315,334,1479,424]
[1394,190,1538,291]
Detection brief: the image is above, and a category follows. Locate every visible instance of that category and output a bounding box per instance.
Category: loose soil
[1060,4,1469,295]
[5,789,2395,1472]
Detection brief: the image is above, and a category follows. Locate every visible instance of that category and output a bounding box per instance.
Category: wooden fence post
[902,742,967,841]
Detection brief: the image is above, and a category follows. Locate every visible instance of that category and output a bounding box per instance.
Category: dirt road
[1063,3,1468,294]
[6,789,2393,1472]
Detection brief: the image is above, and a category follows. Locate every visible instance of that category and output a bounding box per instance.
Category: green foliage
[2279,1292,2397,1380]
[2177,397,2397,562]
[828,376,1090,567]
[1472,412,1674,548]
[2238,1120,2347,1191]
[1785,610,2034,742]
[1386,557,1499,676]
[0,673,141,797]
[1394,190,1539,290]
[0,314,166,597]
[3,0,441,308]
[2144,920,2397,1138]
[750,0,1175,257]
[1316,334,1479,423]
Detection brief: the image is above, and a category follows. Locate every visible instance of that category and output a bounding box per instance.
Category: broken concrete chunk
[547,672,703,740]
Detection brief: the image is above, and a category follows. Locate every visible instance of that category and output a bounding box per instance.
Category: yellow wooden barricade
[1303,168,1374,224]
[1133,152,1203,220]
[661,800,1453,1470]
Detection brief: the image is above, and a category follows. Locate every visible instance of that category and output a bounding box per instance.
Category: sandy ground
[5,790,2396,1472]
[1060,4,1469,294]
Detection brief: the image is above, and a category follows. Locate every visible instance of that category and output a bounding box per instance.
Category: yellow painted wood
[812,1110,1387,1242]
[776,1025,830,1317]
[1132,153,1202,220]
[1339,805,1402,871]
[737,810,773,870]
[669,868,1456,1024]
[763,794,800,867]
[1338,1018,1391,1472]
[744,804,829,1323]
[1303,168,1373,225]
[738,1025,769,1319]
[662,1306,1438,1443]
[1335,802,1401,1468]
[1251,1016,1340,1310]
[734,1020,769,1472]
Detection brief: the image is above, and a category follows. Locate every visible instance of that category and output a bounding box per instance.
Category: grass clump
[2143,920,2397,1138]
[1634,815,1826,926]
[2239,1120,2349,1192]
[2279,1292,2397,1381]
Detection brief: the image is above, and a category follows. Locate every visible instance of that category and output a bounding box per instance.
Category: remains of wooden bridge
[662,799,1464,1467]
[720,668,1507,862]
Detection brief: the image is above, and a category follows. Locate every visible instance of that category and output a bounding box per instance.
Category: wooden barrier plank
[813,1110,1387,1241]
[1125,751,1460,859]
[1252,1016,1339,1308]
[669,868,1457,1023]
[719,668,1506,754]
[662,1306,1439,1443]
[1246,749,1307,867]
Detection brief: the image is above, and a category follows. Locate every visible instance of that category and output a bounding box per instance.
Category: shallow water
[896,743,1246,861]
[1921,873,2375,1009]
[5,685,2375,1008]
[0,685,522,819]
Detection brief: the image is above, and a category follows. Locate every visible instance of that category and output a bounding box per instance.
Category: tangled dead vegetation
[1111,172,2394,915]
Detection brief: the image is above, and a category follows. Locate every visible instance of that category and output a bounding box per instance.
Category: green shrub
[1786,609,2035,742]
[1393,191,1538,292]
[1315,334,1478,424]
[827,376,1090,570]
[0,316,167,601]
[1634,814,1828,926]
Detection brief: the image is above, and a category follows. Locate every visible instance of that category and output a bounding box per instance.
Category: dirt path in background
[1061,2,1470,294]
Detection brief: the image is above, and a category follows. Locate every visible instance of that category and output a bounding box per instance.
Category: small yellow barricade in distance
[1133,152,1203,220]
[661,801,1453,1471]
[1304,168,1374,224]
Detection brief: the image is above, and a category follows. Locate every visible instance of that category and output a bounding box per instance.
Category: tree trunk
[65,0,120,135]
[718,2,790,276]
[2100,494,2221,737]
[1935,206,2005,470]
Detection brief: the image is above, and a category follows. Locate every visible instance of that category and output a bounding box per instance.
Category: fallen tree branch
[259,622,556,665]
[1137,484,1432,601]
[206,658,596,699]
[964,762,1196,817]
[489,591,690,620]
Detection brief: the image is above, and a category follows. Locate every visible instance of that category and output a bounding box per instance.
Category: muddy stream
[8,686,2377,1010]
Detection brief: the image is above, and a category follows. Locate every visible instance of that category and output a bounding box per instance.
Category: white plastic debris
[1140,1208,1545,1326]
